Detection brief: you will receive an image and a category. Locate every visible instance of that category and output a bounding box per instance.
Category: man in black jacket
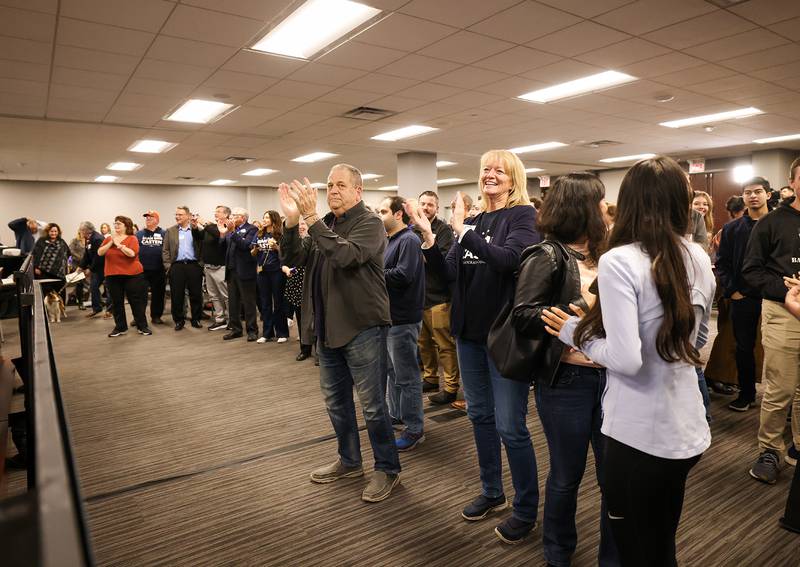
[716,177,770,412]
[222,208,258,341]
[743,157,800,484]
[7,217,39,254]
[203,205,231,331]
[78,221,106,317]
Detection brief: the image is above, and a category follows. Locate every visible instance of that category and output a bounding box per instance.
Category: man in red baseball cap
[136,210,166,325]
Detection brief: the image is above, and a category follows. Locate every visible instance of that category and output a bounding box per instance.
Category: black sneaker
[461,494,507,521]
[429,390,457,405]
[208,321,228,331]
[422,380,439,392]
[138,327,152,336]
[750,450,780,484]
[108,329,127,337]
[728,397,756,412]
[495,516,536,545]
[190,320,203,329]
[151,317,165,325]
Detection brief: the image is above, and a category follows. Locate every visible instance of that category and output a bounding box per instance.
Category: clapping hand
[112,234,125,247]
[278,183,301,228]
[541,304,586,337]
[288,178,318,217]
[404,199,435,247]
[786,285,800,319]
[451,191,467,235]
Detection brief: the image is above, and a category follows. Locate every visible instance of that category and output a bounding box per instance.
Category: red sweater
[102,235,144,276]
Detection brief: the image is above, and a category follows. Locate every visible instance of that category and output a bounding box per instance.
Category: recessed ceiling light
[517,71,637,104]
[164,99,236,124]
[377,185,398,191]
[525,167,545,173]
[107,162,142,171]
[599,153,657,163]
[659,107,763,128]
[94,175,118,182]
[209,179,236,186]
[732,164,754,183]
[437,160,457,168]
[292,151,338,163]
[361,173,383,180]
[509,142,567,154]
[310,182,327,189]
[128,139,177,153]
[371,125,438,141]
[243,168,278,176]
[437,178,464,185]
[753,133,800,144]
[251,0,381,60]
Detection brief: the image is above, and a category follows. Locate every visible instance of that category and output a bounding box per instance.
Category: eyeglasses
[743,188,766,197]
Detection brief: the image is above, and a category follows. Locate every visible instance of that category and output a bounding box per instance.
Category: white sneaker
[256,337,268,344]
[277,337,288,344]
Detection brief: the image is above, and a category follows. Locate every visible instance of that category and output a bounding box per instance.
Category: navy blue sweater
[423,205,540,343]
[716,214,758,298]
[384,227,424,325]
[136,227,165,271]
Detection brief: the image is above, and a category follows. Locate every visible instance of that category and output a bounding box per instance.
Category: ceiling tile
[474,76,546,97]
[288,62,367,87]
[317,41,406,72]
[181,0,292,21]
[161,4,265,48]
[124,76,196,99]
[520,59,604,83]
[527,21,630,57]
[653,63,736,87]
[769,16,800,40]
[473,46,561,75]
[47,104,108,122]
[114,90,181,110]
[398,0,520,28]
[468,2,581,43]
[222,50,305,78]
[58,17,155,56]
[316,88,381,106]
[61,0,174,33]
[104,104,169,127]
[54,45,140,75]
[0,77,48,97]
[203,105,281,133]
[620,52,706,79]
[347,73,419,95]
[418,31,515,65]
[0,5,55,42]
[750,61,800,83]
[395,82,464,102]
[135,58,212,84]
[49,83,118,104]
[574,38,670,67]
[202,69,278,93]
[643,10,757,50]
[432,66,511,89]
[0,99,46,117]
[729,0,800,26]
[377,54,461,81]
[0,0,58,14]
[0,58,50,82]
[0,35,52,65]
[246,91,305,110]
[719,43,800,74]
[189,85,259,106]
[535,0,634,18]
[366,94,429,113]
[52,66,129,91]
[683,28,788,62]
[595,0,717,35]
[356,13,457,52]
[437,90,505,109]
[263,79,335,100]
[146,36,239,68]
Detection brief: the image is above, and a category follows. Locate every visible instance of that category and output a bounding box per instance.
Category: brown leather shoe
[451,399,467,412]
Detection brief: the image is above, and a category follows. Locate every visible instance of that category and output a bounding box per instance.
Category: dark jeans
[535,364,619,567]
[227,273,258,335]
[730,296,761,402]
[106,274,148,331]
[90,271,104,312]
[604,437,701,567]
[317,325,400,474]
[456,337,539,523]
[387,322,424,435]
[142,268,166,319]
[169,262,203,323]
[257,269,288,339]
[287,303,311,355]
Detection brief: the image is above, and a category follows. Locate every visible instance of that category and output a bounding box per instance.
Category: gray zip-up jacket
[281,200,391,349]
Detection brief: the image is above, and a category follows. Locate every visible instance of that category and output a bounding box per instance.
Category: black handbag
[487,241,569,382]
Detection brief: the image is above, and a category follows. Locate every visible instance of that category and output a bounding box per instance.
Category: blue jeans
[696,367,710,421]
[535,364,620,567]
[387,322,424,435]
[456,338,539,523]
[90,271,106,312]
[318,326,400,474]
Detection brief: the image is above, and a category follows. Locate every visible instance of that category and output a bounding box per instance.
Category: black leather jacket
[510,241,589,386]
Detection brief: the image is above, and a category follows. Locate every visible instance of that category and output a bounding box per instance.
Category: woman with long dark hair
[543,157,715,566]
[32,222,70,295]
[511,173,618,566]
[252,210,289,343]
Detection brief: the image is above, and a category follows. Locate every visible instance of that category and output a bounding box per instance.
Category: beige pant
[758,300,800,454]
[204,264,228,324]
[419,303,460,393]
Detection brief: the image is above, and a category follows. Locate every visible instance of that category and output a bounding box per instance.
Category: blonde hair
[479,150,530,210]
[692,190,714,233]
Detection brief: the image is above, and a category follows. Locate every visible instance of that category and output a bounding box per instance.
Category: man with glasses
[717,177,770,415]
[162,206,204,331]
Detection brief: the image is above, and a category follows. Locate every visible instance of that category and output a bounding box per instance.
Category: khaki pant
[758,300,800,454]
[419,303,460,393]
[204,264,228,324]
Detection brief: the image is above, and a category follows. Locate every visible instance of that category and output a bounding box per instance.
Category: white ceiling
[1,0,800,188]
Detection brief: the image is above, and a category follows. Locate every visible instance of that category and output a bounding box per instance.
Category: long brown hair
[535,172,607,264]
[258,210,283,239]
[574,156,701,365]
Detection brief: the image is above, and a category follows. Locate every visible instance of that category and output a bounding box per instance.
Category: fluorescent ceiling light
[361,173,383,180]
[292,151,338,163]
[525,167,544,173]
[310,182,327,189]
[371,125,438,141]
[107,162,141,171]
[378,185,398,191]
[128,139,177,153]
[243,168,278,176]
[659,107,763,128]
[753,133,800,144]
[165,99,236,124]
[599,153,656,163]
[437,161,456,168]
[251,0,380,60]
[732,164,754,184]
[210,179,236,186]
[94,175,118,182]
[518,71,637,103]
[509,142,566,154]
[437,178,464,185]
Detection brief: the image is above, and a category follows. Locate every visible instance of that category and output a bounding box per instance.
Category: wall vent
[341,106,396,121]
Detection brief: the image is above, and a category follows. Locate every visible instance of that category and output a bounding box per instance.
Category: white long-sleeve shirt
[559,239,716,459]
